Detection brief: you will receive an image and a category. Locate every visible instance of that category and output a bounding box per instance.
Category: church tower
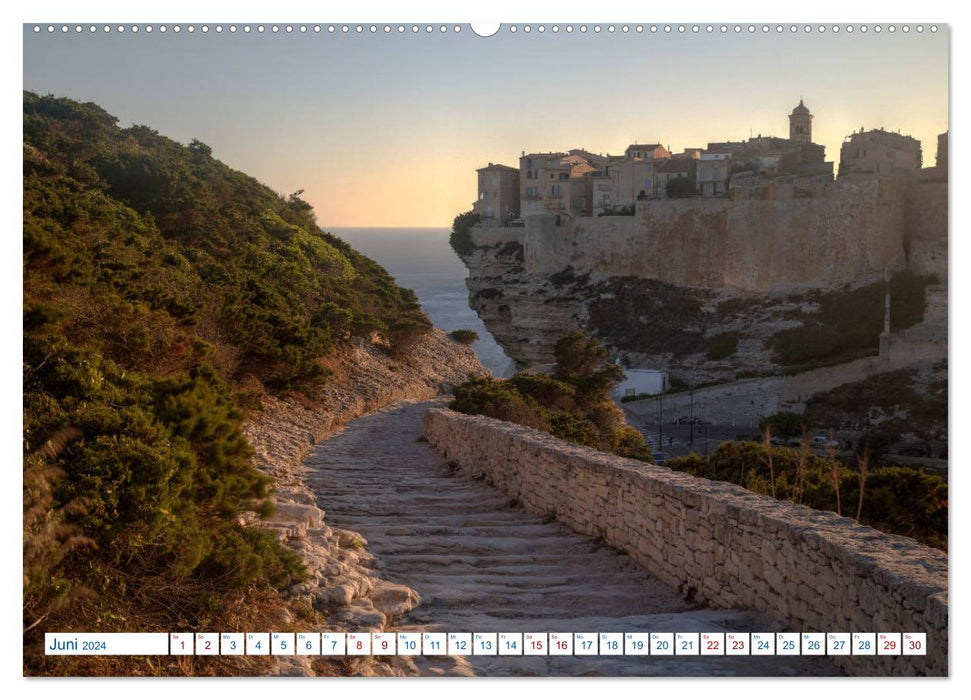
[789,99,813,143]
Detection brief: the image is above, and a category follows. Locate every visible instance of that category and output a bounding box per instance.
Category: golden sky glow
[24,26,948,227]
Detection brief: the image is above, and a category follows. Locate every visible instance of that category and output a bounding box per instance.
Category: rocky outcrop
[461,221,944,386]
[462,240,587,368]
[240,329,486,676]
[463,239,831,381]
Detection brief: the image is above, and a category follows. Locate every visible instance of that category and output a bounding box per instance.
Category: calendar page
[19,0,951,687]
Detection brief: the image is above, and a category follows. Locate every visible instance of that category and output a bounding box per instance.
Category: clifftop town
[459,101,947,393]
[471,101,936,224]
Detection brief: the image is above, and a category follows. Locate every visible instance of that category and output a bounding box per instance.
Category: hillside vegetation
[452,332,652,462]
[665,443,946,550]
[23,92,431,672]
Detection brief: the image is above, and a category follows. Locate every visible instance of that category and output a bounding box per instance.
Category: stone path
[304,400,837,677]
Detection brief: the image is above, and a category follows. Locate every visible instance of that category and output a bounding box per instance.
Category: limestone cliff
[459,178,946,384]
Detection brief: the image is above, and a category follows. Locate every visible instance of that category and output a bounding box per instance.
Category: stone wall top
[423,407,948,675]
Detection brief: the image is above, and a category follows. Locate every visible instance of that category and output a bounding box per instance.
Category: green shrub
[452,333,652,462]
[665,175,697,198]
[706,332,740,361]
[587,277,706,357]
[665,441,946,549]
[449,329,479,345]
[770,273,935,369]
[23,91,436,659]
[24,91,431,388]
[449,210,481,258]
[758,411,806,441]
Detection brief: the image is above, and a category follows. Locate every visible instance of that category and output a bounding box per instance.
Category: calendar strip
[44,632,926,657]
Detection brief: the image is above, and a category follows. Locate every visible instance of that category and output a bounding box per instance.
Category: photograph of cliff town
[23,24,947,679]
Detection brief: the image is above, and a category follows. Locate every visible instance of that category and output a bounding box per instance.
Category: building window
[551,185,561,196]
[603,194,611,205]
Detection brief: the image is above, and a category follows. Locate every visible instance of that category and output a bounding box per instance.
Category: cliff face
[462,246,804,383]
[463,241,586,367]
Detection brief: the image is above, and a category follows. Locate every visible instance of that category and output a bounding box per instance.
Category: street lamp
[689,389,694,446]
[656,393,663,448]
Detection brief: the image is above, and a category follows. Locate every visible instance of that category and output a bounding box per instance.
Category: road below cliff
[305,400,837,677]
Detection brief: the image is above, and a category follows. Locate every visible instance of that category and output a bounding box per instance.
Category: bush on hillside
[449,329,479,345]
[449,210,481,258]
[452,332,652,462]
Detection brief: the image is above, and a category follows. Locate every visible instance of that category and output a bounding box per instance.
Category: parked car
[652,451,668,465]
[810,436,840,449]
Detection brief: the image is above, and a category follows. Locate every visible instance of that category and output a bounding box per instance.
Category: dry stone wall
[423,407,948,676]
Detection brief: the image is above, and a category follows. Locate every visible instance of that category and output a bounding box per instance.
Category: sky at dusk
[23,24,948,227]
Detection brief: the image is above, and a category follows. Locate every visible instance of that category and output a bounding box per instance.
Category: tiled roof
[657,158,695,173]
[477,163,520,172]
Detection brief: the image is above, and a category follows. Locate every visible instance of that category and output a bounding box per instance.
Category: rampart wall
[521,179,914,292]
[471,179,947,294]
[423,407,948,676]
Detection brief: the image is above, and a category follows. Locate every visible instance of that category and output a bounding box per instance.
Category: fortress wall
[469,225,524,248]
[904,179,947,283]
[905,179,948,242]
[424,407,947,676]
[523,180,908,292]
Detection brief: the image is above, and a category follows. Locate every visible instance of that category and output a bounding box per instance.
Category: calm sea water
[329,227,513,377]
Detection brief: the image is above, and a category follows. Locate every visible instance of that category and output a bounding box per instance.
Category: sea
[329,227,513,377]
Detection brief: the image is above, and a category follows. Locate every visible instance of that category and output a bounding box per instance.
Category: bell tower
[789,99,813,143]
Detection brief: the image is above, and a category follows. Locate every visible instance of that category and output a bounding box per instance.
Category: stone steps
[306,400,837,677]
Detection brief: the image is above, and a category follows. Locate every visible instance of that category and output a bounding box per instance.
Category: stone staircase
[303,401,837,677]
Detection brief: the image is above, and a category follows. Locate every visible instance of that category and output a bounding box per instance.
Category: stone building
[654,158,698,197]
[624,143,670,161]
[936,132,948,171]
[838,128,923,178]
[708,135,829,178]
[591,144,678,215]
[697,151,732,197]
[520,151,598,217]
[592,157,658,215]
[472,163,520,226]
[789,99,813,143]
